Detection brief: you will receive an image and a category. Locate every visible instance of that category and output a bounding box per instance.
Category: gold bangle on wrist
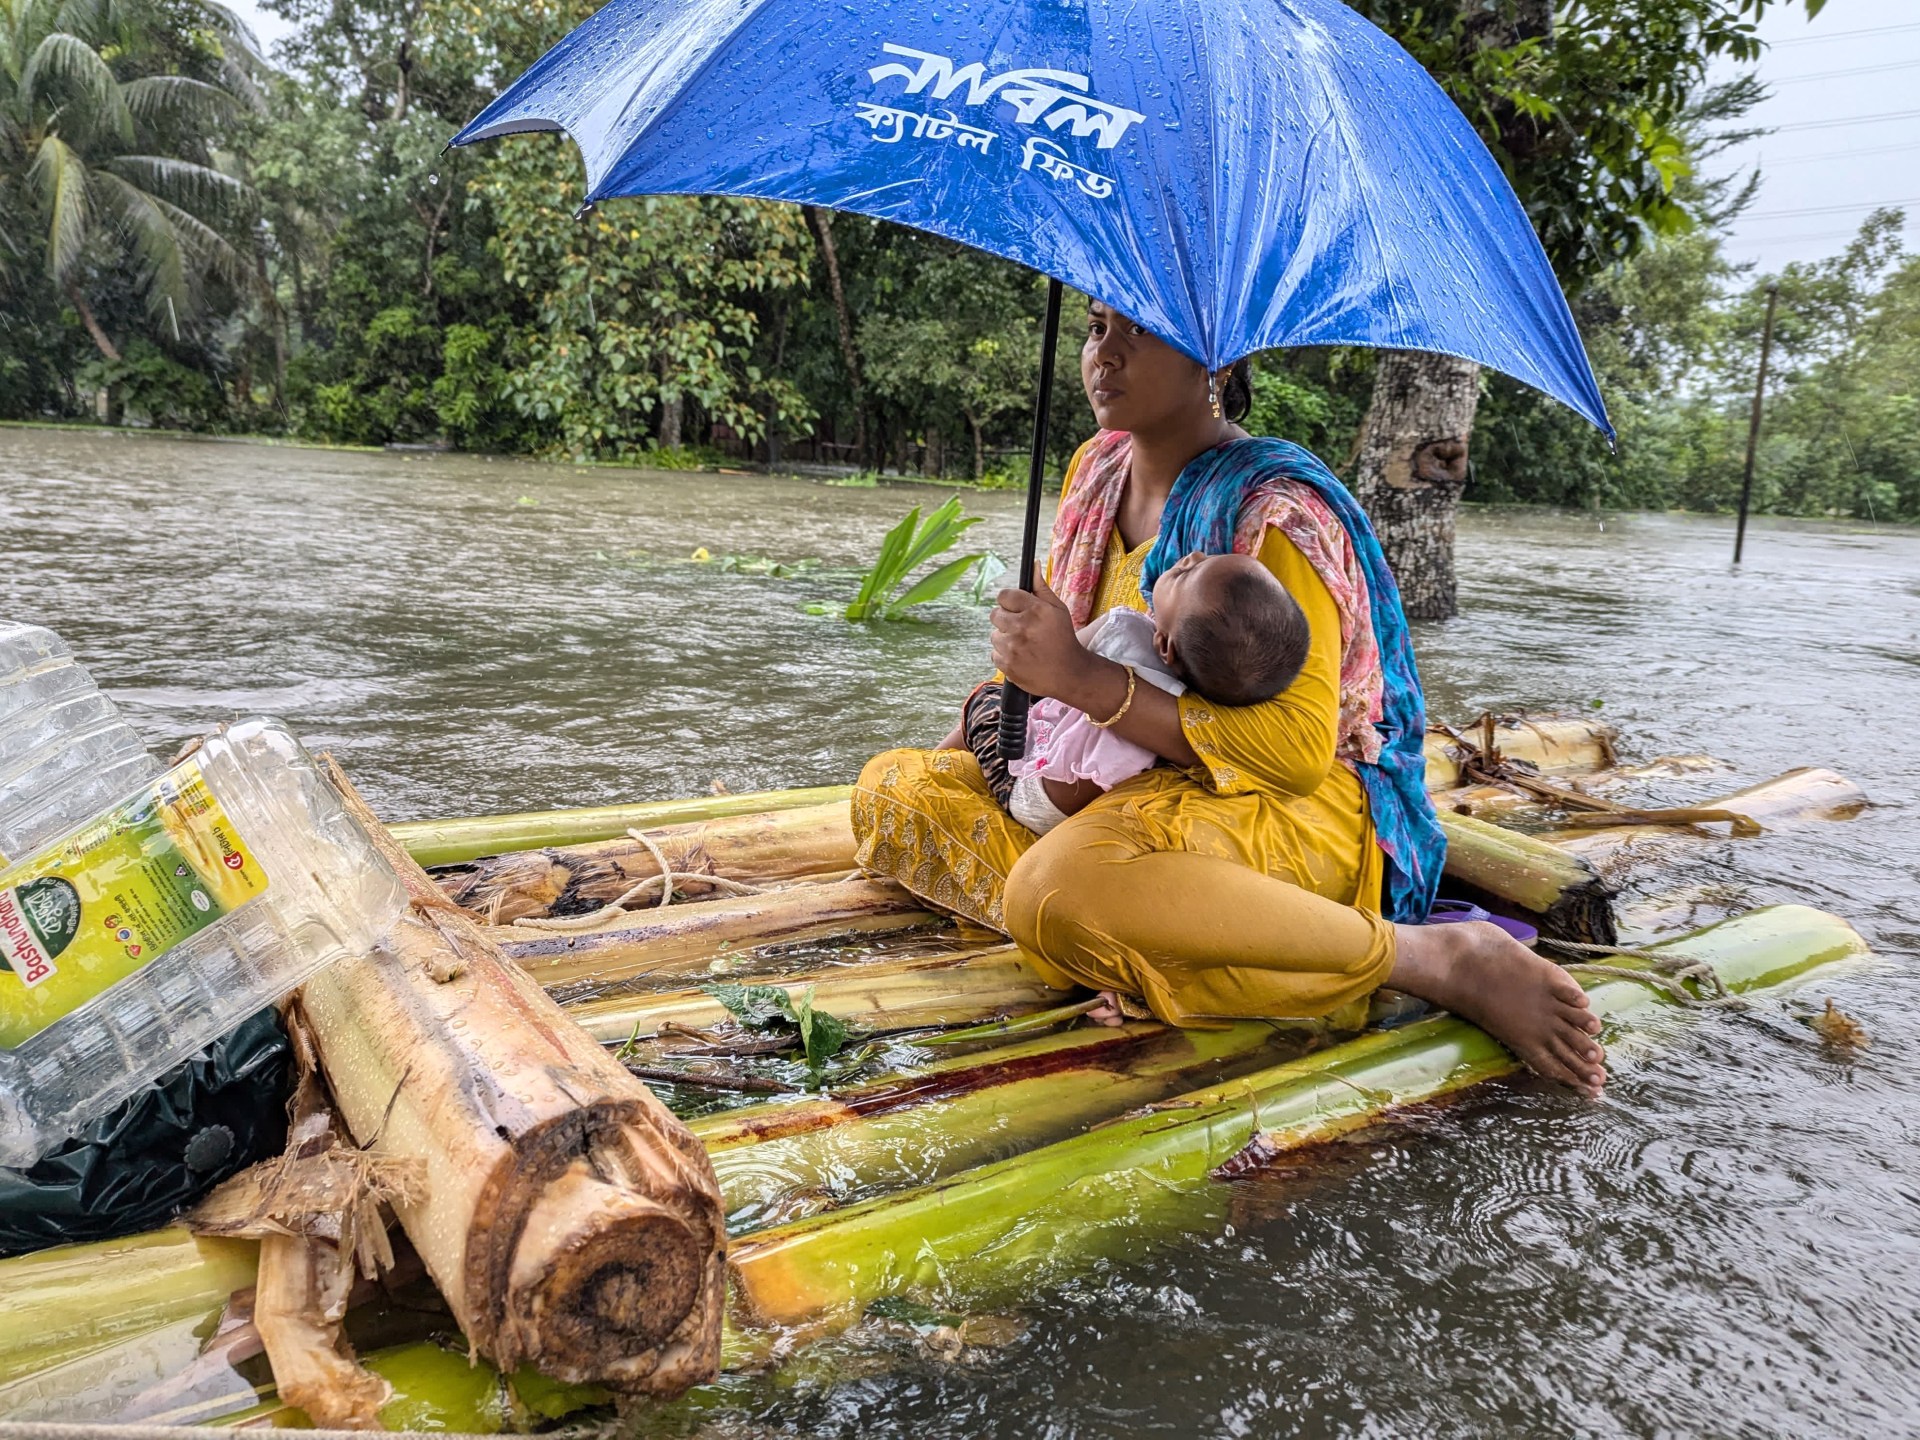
[1088,665,1138,730]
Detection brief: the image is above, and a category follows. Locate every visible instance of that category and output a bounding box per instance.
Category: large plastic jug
[0,719,406,1166]
[0,623,159,863]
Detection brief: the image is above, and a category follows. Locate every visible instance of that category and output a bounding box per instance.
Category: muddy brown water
[4,427,1918,1438]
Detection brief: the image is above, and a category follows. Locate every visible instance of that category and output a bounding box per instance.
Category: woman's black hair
[1222,356,1254,425]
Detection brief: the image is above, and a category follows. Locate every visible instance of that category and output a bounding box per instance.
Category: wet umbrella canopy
[451,0,1611,745]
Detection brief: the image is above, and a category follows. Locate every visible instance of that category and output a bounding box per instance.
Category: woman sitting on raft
[853,301,1608,1097]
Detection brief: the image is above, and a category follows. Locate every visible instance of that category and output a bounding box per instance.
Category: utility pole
[1734,280,1781,566]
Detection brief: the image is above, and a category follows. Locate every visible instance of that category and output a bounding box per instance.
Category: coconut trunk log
[1438,810,1617,943]
[0,1228,259,1389]
[497,878,939,990]
[297,760,727,1397]
[727,905,1867,1330]
[1349,349,1482,621]
[436,801,857,926]
[1419,713,1616,789]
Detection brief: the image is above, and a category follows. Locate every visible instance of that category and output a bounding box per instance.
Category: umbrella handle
[997,277,1065,768]
[997,680,1032,763]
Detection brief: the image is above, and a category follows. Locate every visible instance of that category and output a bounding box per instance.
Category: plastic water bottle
[0,623,159,864]
[0,714,408,1166]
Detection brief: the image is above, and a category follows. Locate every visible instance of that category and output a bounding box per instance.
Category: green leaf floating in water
[791,985,849,1071]
[703,981,851,1077]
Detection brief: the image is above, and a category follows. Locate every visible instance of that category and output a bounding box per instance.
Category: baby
[964,553,1312,834]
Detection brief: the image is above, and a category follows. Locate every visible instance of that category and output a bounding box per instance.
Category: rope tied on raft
[510,827,768,932]
[1540,937,1871,1050]
[1538,937,1747,1010]
[1441,714,1762,835]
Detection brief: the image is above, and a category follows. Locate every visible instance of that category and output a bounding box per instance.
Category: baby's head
[1149,552,1311,706]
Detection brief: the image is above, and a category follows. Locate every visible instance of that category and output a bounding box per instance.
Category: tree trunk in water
[966,413,985,480]
[1350,350,1480,621]
[802,206,867,463]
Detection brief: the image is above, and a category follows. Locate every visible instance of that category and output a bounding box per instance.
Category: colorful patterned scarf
[1047,429,1446,923]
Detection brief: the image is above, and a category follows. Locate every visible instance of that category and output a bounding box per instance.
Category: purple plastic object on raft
[1424,899,1540,947]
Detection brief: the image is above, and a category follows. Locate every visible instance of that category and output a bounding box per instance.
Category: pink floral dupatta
[1047,429,1388,766]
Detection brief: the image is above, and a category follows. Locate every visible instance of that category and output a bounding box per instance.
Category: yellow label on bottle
[0,760,269,1049]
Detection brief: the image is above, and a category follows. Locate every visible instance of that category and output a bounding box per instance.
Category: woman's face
[1082,301,1211,434]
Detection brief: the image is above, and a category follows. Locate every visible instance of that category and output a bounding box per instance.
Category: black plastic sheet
[0,1009,291,1256]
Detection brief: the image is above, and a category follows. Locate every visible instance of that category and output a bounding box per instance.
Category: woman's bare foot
[1387,921,1608,1097]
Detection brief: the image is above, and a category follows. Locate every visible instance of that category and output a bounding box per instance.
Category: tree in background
[0,0,261,420]
[480,146,814,460]
[860,246,1042,481]
[1344,0,1825,618]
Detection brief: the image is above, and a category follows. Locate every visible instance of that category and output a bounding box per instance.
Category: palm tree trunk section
[299,760,728,1398]
[696,1021,1306,1232]
[1543,767,1869,865]
[1350,349,1482,621]
[393,785,850,868]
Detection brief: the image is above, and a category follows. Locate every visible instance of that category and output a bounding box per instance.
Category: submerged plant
[844,498,987,622]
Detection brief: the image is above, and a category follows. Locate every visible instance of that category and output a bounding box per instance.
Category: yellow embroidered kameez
[852,461,1397,1026]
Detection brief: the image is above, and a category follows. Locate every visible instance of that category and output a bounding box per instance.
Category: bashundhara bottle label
[0,761,269,1047]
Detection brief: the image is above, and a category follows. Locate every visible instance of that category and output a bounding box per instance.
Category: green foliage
[1474,208,1917,521]
[0,0,261,412]
[1351,0,1825,287]
[845,498,986,622]
[702,981,851,1075]
[79,337,223,427]
[478,138,814,460]
[1244,353,1372,463]
[3,0,1904,539]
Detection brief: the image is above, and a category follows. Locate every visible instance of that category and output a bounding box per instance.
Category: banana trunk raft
[0,716,1874,1431]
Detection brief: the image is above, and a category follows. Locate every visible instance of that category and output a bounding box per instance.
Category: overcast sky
[1709,0,1920,272]
[225,0,1916,276]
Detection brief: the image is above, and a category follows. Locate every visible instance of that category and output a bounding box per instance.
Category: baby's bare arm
[1041,775,1106,815]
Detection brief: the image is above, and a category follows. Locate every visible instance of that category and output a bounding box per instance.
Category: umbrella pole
[999,277,1066,764]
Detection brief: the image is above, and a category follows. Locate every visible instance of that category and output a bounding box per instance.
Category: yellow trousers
[852,747,1396,1027]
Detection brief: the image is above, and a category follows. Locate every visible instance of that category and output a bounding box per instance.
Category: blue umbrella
[451,0,1611,749]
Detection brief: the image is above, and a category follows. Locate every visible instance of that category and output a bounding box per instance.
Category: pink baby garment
[1005,609,1185,834]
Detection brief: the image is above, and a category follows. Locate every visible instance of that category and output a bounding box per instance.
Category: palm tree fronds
[121,74,237,130]
[89,165,192,314]
[108,151,249,212]
[21,30,131,143]
[26,131,89,281]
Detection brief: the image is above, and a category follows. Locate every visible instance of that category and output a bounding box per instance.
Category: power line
[1736,223,1918,247]
[1772,59,1920,85]
[1767,108,1920,133]
[1745,196,1919,220]
[1745,141,1920,167]
[1769,21,1920,46]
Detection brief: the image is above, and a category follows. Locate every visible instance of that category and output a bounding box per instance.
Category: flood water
[5,427,1919,1438]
